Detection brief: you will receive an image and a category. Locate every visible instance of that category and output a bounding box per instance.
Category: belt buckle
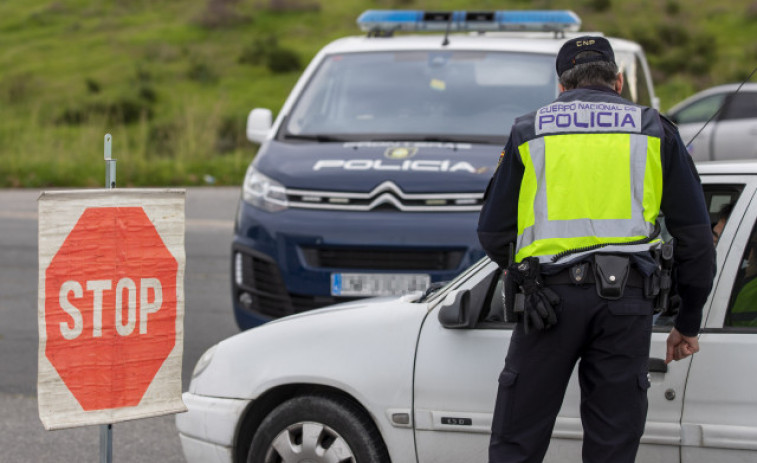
[569,262,589,285]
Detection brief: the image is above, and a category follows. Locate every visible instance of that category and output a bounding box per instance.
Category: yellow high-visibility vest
[512,91,664,263]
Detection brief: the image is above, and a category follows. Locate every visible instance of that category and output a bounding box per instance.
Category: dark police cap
[555,35,615,76]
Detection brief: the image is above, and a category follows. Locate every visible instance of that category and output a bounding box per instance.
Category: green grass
[1,0,755,187]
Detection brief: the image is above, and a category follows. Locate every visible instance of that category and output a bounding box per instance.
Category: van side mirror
[246,108,273,144]
[438,289,472,329]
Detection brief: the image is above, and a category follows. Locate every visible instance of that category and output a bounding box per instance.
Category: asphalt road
[0,187,242,462]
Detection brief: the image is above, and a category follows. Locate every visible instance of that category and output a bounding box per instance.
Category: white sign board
[38,189,186,430]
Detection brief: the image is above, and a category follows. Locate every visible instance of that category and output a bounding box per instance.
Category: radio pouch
[593,254,630,300]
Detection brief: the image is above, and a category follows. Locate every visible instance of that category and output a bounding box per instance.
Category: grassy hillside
[1,0,755,187]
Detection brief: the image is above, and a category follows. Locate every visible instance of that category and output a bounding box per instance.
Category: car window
[658,184,743,329]
[483,269,507,324]
[725,216,757,329]
[284,51,557,144]
[704,185,743,234]
[671,93,727,124]
[720,91,757,121]
[618,52,652,107]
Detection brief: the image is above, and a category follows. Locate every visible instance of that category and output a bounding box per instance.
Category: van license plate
[331,273,431,297]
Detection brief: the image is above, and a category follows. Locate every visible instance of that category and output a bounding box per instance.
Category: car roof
[668,83,757,114]
[697,159,757,176]
[318,32,644,56]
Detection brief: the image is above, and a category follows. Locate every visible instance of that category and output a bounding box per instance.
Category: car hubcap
[264,421,355,463]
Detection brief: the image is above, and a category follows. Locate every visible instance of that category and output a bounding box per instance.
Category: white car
[177,160,757,462]
[667,83,757,162]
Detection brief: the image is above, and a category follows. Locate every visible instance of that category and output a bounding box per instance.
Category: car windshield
[283,50,558,145]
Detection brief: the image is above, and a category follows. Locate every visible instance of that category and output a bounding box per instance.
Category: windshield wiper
[367,135,504,145]
[282,133,346,143]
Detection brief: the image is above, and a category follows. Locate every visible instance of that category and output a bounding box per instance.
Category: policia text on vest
[536,101,641,134]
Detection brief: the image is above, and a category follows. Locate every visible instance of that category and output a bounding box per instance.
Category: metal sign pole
[101,133,115,463]
[100,424,113,463]
[105,133,116,190]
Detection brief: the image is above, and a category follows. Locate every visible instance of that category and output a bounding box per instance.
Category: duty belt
[543,262,646,288]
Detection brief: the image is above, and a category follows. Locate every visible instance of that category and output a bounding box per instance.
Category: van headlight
[243,166,288,212]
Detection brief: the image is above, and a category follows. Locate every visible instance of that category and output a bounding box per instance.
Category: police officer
[478,36,716,463]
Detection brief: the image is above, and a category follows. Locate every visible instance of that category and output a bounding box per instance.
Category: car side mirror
[438,289,474,329]
[438,267,500,329]
[246,108,273,144]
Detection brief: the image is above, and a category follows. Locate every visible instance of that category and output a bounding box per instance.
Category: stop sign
[44,206,178,411]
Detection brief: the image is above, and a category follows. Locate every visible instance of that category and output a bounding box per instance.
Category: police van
[232,10,658,329]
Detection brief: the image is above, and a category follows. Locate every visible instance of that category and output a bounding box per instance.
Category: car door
[411,179,747,463]
[413,273,688,462]
[711,91,757,161]
[412,259,506,462]
[681,177,757,462]
[670,92,728,162]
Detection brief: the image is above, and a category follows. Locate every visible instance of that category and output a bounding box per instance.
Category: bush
[656,23,689,47]
[665,1,680,15]
[138,85,158,103]
[56,97,154,126]
[215,116,246,154]
[748,1,757,20]
[85,78,101,94]
[3,73,35,104]
[103,98,154,124]
[238,36,277,66]
[267,47,300,73]
[266,0,320,12]
[148,123,179,157]
[687,34,717,77]
[193,0,251,29]
[238,35,301,73]
[585,0,612,13]
[186,61,219,84]
[629,24,661,55]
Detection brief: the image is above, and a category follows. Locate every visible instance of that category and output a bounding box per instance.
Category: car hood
[254,140,499,193]
[189,295,430,400]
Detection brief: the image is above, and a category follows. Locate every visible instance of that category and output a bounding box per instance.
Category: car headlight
[242,166,288,212]
[192,344,219,380]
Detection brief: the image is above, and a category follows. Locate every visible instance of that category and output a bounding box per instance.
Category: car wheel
[247,394,390,463]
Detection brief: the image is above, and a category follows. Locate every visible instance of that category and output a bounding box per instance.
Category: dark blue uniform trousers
[489,284,653,463]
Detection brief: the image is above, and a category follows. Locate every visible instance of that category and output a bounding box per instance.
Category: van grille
[301,247,464,271]
[285,181,482,212]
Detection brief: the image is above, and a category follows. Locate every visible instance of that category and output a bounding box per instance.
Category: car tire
[247,394,390,463]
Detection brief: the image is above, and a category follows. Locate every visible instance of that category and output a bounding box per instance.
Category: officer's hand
[665,328,700,364]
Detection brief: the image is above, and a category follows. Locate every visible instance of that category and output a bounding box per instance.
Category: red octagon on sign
[45,207,178,411]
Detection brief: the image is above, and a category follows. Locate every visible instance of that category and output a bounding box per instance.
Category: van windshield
[283,50,558,145]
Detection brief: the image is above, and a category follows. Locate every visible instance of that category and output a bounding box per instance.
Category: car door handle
[648,357,668,373]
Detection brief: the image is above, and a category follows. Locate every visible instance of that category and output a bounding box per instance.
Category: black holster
[506,257,559,331]
[654,241,675,314]
[502,270,525,323]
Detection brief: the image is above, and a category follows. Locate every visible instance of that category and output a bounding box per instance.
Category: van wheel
[247,394,389,463]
